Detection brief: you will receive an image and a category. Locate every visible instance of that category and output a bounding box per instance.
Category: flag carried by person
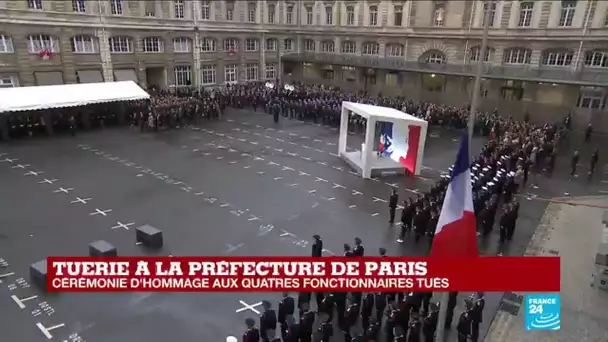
[430,133,479,257]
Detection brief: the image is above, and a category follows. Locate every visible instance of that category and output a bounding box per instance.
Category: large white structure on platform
[339,102,428,179]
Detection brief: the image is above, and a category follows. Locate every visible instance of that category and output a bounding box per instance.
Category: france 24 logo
[525,294,561,331]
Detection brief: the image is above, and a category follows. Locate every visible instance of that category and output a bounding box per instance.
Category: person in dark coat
[297,292,310,318]
[456,310,471,342]
[470,293,485,342]
[389,189,399,223]
[318,319,333,342]
[361,292,375,330]
[311,235,323,257]
[353,237,364,256]
[243,317,261,342]
[299,310,315,342]
[278,292,295,329]
[259,301,277,342]
[344,244,355,257]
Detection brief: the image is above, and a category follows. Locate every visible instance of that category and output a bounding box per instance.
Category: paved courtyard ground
[0,108,604,341]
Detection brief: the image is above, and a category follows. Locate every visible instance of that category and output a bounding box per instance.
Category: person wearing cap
[259,300,277,342]
[278,292,295,330]
[242,317,260,342]
[470,292,485,342]
[353,237,365,256]
[388,189,399,224]
[311,235,323,257]
[398,199,414,243]
[378,247,387,257]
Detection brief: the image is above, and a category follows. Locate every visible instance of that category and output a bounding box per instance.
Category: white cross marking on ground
[288,183,298,187]
[301,157,311,161]
[70,197,92,204]
[24,170,43,176]
[243,166,251,169]
[258,171,265,175]
[90,208,112,216]
[301,136,309,139]
[0,158,17,163]
[298,171,310,176]
[241,153,250,157]
[229,161,237,164]
[268,161,280,166]
[396,205,405,210]
[38,178,58,184]
[308,190,317,193]
[327,142,336,146]
[274,177,283,180]
[332,183,345,189]
[314,139,323,143]
[332,166,344,171]
[111,222,134,230]
[282,166,295,171]
[315,177,328,183]
[248,216,261,221]
[302,145,311,149]
[254,157,264,161]
[11,164,29,169]
[53,187,74,194]
[316,161,327,166]
[273,148,283,153]
[288,142,297,145]
[349,205,357,208]
[373,197,387,203]
[386,182,399,187]
[287,152,298,157]
[195,192,205,196]
[352,190,363,195]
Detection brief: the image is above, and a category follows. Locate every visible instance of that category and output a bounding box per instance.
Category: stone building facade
[0,0,607,128]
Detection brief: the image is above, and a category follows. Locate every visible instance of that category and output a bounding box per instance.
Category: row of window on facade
[0,63,277,89]
[2,34,608,69]
[25,0,608,29]
[174,64,277,86]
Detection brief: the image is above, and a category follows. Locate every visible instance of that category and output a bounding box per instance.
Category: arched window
[386,44,404,57]
[321,40,335,53]
[540,49,573,66]
[584,51,608,68]
[341,41,356,54]
[469,46,493,62]
[362,42,379,55]
[304,39,315,52]
[503,48,531,64]
[421,50,446,64]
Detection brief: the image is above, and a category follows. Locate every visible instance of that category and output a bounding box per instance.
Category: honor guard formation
[241,235,486,342]
[1,81,600,342]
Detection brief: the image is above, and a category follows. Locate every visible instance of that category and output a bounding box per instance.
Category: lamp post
[434,2,493,341]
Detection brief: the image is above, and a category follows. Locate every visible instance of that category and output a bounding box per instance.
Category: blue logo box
[525,294,560,331]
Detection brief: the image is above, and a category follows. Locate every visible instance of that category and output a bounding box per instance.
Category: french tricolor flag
[430,133,479,257]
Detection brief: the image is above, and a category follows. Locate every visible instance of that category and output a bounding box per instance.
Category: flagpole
[435,2,491,341]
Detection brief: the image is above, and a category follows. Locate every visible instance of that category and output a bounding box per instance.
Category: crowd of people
[241,236,485,342]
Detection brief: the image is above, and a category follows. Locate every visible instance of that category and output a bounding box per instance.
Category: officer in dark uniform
[389,189,399,223]
[406,312,421,342]
[507,201,519,240]
[243,317,261,342]
[379,247,387,257]
[311,235,323,257]
[375,291,387,325]
[259,300,277,342]
[343,303,359,342]
[422,303,439,342]
[413,206,427,243]
[334,291,348,327]
[366,320,381,341]
[470,292,485,342]
[282,322,299,342]
[318,318,333,342]
[445,292,458,329]
[456,309,472,342]
[68,115,77,136]
[320,293,335,322]
[278,292,295,329]
[298,292,311,318]
[300,310,315,342]
[273,105,279,124]
[353,237,364,256]
[398,199,414,242]
[499,204,510,243]
[361,292,375,330]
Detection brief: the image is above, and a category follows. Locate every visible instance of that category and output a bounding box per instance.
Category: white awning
[77,70,103,83]
[34,71,64,86]
[0,81,150,113]
[114,69,138,82]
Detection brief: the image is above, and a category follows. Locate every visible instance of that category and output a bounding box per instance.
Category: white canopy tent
[0,81,149,113]
[339,102,428,178]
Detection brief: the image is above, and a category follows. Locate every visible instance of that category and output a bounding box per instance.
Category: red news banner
[46,256,560,292]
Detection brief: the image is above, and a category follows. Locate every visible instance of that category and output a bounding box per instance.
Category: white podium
[338,102,428,179]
